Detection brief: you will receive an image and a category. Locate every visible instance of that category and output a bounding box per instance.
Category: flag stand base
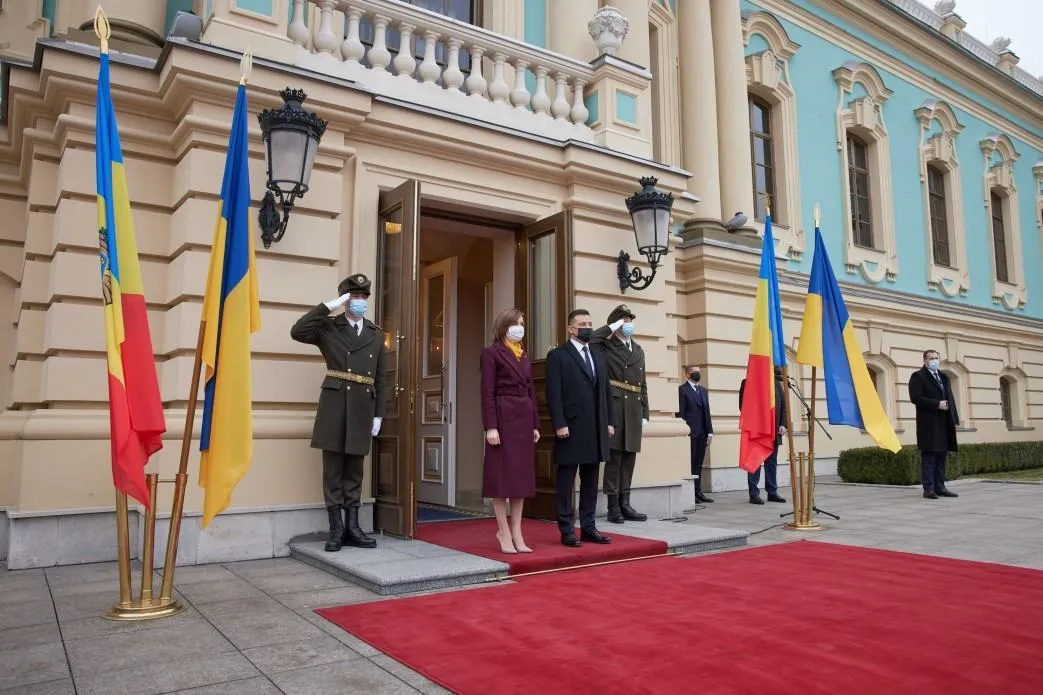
[783,520,823,531]
[105,597,186,622]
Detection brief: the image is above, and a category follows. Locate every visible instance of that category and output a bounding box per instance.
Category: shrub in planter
[837,442,1043,485]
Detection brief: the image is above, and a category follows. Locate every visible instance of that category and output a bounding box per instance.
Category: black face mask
[689,373,700,383]
[575,327,593,343]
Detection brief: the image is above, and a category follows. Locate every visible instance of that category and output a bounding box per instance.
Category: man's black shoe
[696,491,715,503]
[580,528,611,544]
[749,495,765,505]
[937,489,959,498]
[767,494,787,503]
[561,533,582,547]
[923,491,938,499]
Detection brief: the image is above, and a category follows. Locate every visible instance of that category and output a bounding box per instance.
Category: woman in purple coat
[481,308,540,554]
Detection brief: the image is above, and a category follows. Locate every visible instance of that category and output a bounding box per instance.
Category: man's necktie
[582,346,594,380]
[356,323,361,336]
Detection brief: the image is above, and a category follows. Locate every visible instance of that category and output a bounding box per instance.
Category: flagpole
[806,205,822,523]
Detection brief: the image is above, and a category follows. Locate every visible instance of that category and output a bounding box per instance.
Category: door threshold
[417,502,491,524]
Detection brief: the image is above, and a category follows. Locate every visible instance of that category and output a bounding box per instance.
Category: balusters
[313,0,338,55]
[340,8,365,64]
[510,60,531,110]
[488,53,510,104]
[465,46,487,99]
[550,73,570,120]
[531,66,551,116]
[288,0,309,47]
[570,79,589,125]
[368,15,392,72]
[443,38,465,92]
[418,31,441,85]
[393,24,417,78]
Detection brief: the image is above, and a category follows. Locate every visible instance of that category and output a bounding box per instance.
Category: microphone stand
[780,376,839,521]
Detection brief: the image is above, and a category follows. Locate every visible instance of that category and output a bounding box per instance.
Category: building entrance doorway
[370,179,571,539]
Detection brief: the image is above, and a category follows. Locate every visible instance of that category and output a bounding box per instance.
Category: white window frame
[979,133,1025,310]
[833,61,897,285]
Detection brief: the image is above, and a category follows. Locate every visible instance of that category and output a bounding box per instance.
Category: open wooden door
[372,180,420,538]
[516,210,572,520]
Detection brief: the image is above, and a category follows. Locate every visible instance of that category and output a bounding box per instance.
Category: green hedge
[837,442,1043,485]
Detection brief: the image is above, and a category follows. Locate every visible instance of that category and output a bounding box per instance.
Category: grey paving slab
[0,621,62,651]
[195,596,330,650]
[0,642,70,690]
[172,575,269,605]
[241,634,363,675]
[166,676,283,695]
[269,658,419,695]
[298,609,382,657]
[231,565,351,595]
[73,651,261,695]
[370,654,454,695]
[64,619,236,677]
[0,679,76,695]
[0,599,56,631]
[274,584,390,612]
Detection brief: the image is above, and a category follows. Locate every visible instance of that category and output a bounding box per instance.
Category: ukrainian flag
[795,227,901,452]
[198,81,261,527]
[96,48,166,508]
[739,215,787,472]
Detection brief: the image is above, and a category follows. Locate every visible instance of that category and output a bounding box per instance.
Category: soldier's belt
[326,369,375,386]
[609,379,642,394]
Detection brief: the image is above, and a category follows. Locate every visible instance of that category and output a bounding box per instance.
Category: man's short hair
[923,349,939,360]
[567,309,590,324]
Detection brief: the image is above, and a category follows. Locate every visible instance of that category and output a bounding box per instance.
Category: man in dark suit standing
[739,367,788,505]
[908,349,960,499]
[546,309,615,547]
[678,366,715,505]
[591,304,649,524]
[291,274,386,551]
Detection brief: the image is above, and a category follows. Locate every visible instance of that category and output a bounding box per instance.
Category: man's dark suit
[739,377,786,498]
[908,367,960,494]
[678,381,713,488]
[545,339,614,537]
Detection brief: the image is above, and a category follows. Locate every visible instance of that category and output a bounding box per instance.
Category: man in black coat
[545,309,615,547]
[678,366,715,504]
[908,349,960,499]
[739,367,788,505]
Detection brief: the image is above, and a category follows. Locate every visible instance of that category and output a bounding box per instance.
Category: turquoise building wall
[742,1,1043,318]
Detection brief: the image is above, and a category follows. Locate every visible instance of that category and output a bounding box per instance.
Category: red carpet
[414,518,668,574]
[318,541,1043,695]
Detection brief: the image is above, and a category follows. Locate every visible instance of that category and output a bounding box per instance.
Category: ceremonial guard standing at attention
[591,304,649,524]
[291,274,387,552]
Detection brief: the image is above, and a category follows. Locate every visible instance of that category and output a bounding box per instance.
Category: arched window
[927,164,950,267]
[847,134,873,249]
[979,133,1023,309]
[999,377,1013,426]
[990,189,1009,283]
[915,100,966,296]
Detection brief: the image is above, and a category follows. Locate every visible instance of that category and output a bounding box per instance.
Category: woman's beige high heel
[511,531,532,553]
[496,530,517,554]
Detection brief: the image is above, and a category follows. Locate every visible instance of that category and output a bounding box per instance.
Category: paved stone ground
[2,477,1040,694]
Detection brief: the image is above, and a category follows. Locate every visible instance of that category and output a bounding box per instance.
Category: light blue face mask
[621,322,635,338]
[348,299,369,316]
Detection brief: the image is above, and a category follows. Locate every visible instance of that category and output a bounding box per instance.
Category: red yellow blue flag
[738,214,786,472]
[96,50,166,508]
[795,227,900,452]
[198,80,261,528]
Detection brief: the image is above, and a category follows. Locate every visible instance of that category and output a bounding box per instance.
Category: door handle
[445,401,452,425]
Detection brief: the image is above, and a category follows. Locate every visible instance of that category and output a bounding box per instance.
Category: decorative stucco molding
[743,10,804,261]
[833,61,897,284]
[979,132,1025,311]
[914,99,968,298]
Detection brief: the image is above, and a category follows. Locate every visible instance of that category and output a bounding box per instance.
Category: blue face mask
[621,322,635,338]
[348,299,369,317]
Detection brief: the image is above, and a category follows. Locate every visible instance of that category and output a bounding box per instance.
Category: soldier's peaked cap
[607,304,636,324]
[338,274,371,297]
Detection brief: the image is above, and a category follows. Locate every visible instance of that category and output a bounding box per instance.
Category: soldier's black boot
[606,495,625,524]
[343,506,377,548]
[620,493,647,521]
[324,506,344,552]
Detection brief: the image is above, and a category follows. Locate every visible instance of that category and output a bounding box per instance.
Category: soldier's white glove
[371,417,382,437]
[609,318,626,333]
[641,418,648,427]
[324,293,352,311]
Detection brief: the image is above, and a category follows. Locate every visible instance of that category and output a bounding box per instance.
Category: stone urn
[588,6,630,57]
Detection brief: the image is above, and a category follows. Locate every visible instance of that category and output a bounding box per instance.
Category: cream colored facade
[0,0,1040,569]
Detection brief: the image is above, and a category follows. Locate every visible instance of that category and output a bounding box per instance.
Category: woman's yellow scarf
[504,340,523,360]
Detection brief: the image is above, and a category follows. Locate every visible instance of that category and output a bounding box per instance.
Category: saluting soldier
[291,274,387,551]
[591,304,649,524]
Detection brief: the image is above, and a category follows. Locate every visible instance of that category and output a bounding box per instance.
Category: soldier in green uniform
[591,304,649,524]
[291,274,387,551]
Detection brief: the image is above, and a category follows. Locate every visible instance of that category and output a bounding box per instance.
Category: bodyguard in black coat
[678,366,714,504]
[545,309,615,546]
[908,349,960,499]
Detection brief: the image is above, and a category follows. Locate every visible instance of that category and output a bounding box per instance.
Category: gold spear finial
[94,6,111,55]
[814,203,821,228]
[761,191,771,217]
[240,47,253,85]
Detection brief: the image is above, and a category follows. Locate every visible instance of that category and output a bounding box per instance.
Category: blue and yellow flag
[198,80,261,527]
[738,214,786,472]
[795,227,900,452]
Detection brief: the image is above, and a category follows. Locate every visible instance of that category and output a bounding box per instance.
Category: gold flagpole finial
[814,203,821,228]
[94,6,111,55]
[240,48,253,85]
[761,191,771,217]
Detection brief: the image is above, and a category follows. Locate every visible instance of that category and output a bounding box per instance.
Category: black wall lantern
[619,176,674,293]
[257,87,328,249]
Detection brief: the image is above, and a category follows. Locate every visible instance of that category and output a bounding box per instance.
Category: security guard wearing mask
[591,304,649,524]
[291,274,387,551]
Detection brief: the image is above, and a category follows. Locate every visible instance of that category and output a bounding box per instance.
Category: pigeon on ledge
[724,212,747,230]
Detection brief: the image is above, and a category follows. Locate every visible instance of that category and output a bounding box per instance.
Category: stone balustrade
[287,0,595,142]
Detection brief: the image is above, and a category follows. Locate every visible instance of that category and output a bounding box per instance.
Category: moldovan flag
[198,81,261,528]
[738,215,787,473]
[96,50,166,508]
[795,228,901,453]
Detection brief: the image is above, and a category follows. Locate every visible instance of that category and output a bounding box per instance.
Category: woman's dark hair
[492,308,524,342]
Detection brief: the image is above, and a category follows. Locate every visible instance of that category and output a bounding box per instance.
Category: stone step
[290,520,748,596]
